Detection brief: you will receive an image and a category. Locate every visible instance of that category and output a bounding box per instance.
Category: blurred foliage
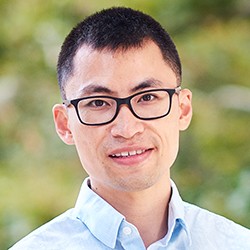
[0,0,249,248]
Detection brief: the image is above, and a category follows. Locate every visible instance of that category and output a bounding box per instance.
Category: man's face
[54,40,192,194]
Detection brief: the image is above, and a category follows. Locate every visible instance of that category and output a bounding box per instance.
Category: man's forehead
[65,41,177,99]
[72,40,162,67]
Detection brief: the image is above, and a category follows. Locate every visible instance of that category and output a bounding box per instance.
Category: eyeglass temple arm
[63,100,71,107]
[175,86,181,94]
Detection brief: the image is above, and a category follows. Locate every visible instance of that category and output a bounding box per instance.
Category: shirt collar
[73,178,124,248]
[168,180,192,246]
[74,178,191,248]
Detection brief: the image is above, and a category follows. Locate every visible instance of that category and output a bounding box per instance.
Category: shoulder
[9,209,89,250]
[183,201,250,249]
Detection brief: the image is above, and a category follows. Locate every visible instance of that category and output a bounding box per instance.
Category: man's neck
[91,176,171,248]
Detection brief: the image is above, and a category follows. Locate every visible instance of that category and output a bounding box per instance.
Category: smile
[110,149,149,158]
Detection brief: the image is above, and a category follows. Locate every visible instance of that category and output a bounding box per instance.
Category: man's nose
[110,105,144,139]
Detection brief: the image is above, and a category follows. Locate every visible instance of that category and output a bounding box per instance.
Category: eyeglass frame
[63,86,181,126]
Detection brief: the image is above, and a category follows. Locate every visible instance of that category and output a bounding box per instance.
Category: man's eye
[139,94,155,102]
[92,100,106,107]
[85,99,109,108]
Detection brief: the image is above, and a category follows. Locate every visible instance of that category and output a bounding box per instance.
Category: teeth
[112,149,146,158]
[121,152,129,157]
[129,150,137,156]
[136,149,142,155]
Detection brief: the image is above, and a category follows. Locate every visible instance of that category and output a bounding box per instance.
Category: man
[11,7,250,250]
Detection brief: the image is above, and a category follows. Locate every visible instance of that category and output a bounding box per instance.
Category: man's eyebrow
[78,84,115,96]
[77,78,163,97]
[130,78,163,93]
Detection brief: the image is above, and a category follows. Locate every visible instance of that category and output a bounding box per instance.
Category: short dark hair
[57,7,182,98]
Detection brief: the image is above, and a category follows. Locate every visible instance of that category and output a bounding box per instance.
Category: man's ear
[178,88,192,131]
[52,104,75,145]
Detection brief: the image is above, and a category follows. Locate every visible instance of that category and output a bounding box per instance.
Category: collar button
[123,226,132,236]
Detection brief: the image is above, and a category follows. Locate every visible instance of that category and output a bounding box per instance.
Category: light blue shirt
[10,178,250,249]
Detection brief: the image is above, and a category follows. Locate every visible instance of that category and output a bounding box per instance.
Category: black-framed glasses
[63,86,181,126]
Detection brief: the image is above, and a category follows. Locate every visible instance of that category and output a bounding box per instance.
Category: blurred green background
[1,0,249,248]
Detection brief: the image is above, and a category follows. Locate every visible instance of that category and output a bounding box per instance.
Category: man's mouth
[110,149,151,158]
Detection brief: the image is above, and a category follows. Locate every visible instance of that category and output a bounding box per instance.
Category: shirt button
[123,226,132,235]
